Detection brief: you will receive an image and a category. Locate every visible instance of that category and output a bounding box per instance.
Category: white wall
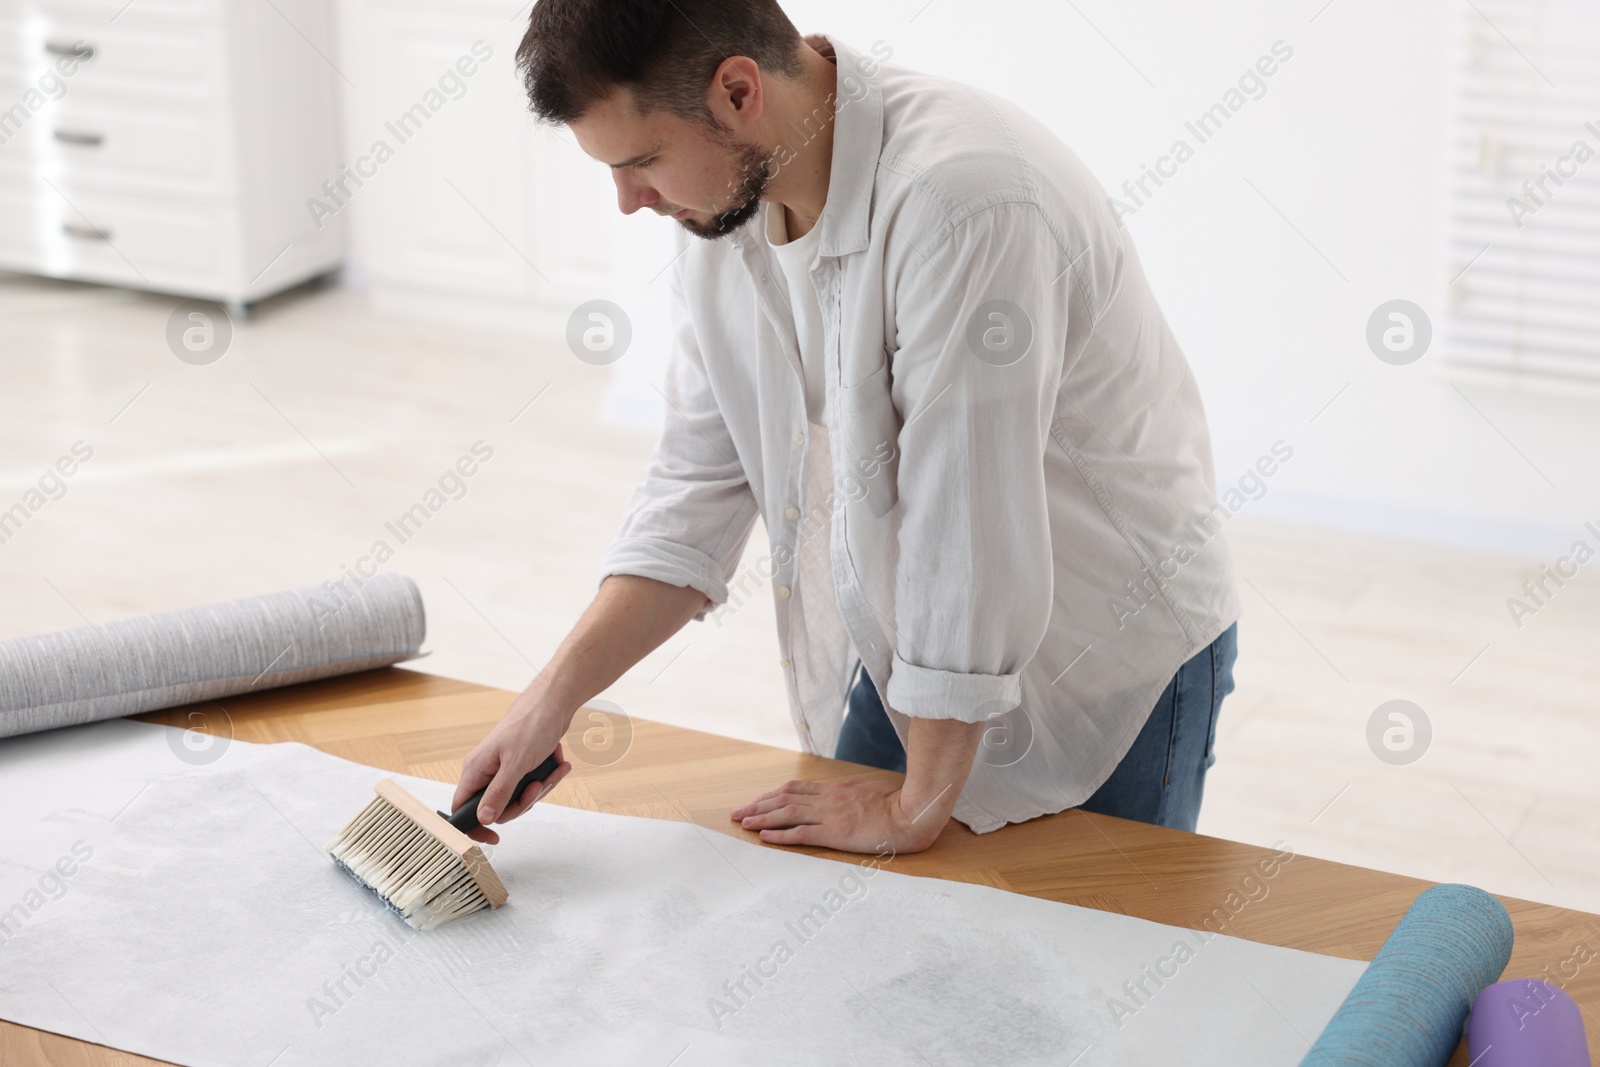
[335,0,1600,558]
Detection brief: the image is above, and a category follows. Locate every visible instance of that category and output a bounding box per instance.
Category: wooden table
[4,668,1596,1065]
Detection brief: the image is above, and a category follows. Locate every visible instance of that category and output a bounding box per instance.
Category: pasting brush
[327,755,559,930]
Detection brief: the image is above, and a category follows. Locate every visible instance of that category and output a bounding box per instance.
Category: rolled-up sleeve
[883,202,1073,720]
[597,258,760,622]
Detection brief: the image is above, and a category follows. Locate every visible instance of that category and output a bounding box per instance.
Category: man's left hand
[729,778,947,854]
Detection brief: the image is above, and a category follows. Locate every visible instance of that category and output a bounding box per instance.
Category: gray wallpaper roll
[0,574,426,739]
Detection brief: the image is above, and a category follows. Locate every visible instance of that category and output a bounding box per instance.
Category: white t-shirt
[765,201,827,424]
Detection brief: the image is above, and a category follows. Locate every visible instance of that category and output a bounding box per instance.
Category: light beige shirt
[599,35,1241,833]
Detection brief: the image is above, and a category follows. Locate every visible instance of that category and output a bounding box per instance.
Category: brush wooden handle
[442,753,561,833]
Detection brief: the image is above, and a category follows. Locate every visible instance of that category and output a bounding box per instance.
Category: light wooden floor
[2,273,1595,916]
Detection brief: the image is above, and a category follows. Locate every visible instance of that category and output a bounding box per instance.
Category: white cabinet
[0,0,344,313]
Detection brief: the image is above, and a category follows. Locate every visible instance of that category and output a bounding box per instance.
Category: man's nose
[613,172,657,216]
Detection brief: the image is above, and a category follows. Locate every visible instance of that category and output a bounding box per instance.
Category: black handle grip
[442,753,560,833]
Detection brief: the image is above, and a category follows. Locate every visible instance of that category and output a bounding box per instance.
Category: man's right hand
[451,689,572,845]
[446,574,711,844]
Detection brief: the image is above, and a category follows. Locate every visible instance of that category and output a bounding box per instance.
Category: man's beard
[677,141,772,241]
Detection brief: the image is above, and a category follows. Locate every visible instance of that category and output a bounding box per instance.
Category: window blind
[1444,0,1600,390]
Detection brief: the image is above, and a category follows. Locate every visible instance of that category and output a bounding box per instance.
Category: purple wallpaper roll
[1468,978,1592,1067]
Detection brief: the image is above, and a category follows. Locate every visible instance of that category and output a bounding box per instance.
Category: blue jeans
[834,623,1238,832]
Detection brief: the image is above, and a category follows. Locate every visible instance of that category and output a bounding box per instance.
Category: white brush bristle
[327,794,490,930]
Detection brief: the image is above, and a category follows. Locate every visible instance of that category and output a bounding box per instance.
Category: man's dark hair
[517,0,805,127]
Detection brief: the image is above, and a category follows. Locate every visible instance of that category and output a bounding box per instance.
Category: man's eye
[636,158,654,168]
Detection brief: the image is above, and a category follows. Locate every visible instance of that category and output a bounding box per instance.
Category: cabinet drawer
[39,98,231,196]
[31,186,232,289]
[6,19,226,105]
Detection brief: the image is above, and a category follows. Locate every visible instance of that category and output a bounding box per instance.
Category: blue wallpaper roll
[1300,883,1514,1067]
[0,574,426,739]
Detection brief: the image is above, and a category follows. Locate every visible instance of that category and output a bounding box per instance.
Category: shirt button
[785,507,800,520]
[793,431,805,444]
[777,585,792,599]
[779,658,793,670]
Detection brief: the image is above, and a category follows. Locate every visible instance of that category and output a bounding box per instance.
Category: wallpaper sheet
[0,719,1365,1066]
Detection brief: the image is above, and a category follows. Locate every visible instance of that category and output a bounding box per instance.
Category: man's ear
[711,55,764,121]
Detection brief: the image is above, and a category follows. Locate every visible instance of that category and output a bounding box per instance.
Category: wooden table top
[5,667,1596,1066]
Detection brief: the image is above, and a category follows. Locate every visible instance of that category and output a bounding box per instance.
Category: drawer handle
[44,40,94,60]
[53,130,104,147]
[62,223,111,241]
